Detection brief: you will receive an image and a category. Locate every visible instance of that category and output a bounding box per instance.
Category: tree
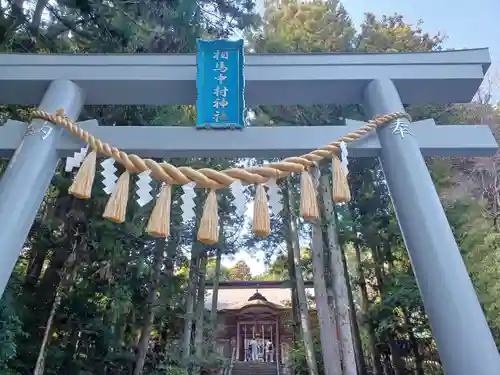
[206,256,230,283]
[228,261,253,281]
[283,177,319,375]
[310,167,343,375]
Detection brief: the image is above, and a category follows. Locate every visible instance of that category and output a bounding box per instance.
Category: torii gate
[0,48,499,375]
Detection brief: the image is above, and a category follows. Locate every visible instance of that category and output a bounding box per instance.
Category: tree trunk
[194,253,208,362]
[353,241,384,375]
[132,238,166,375]
[317,172,357,375]
[34,245,73,326]
[33,284,61,375]
[33,252,78,375]
[181,243,201,366]
[284,198,301,344]
[210,248,222,345]
[310,166,343,375]
[403,310,424,375]
[24,243,46,290]
[284,178,319,375]
[311,220,343,375]
[389,341,405,375]
[337,231,366,375]
[370,246,406,375]
[382,355,392,375]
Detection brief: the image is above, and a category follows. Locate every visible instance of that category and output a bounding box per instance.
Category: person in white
[249,337,259,361]
[265,339,274,362]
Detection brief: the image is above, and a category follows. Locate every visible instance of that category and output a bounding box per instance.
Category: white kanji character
[391,118,413,139]
[213,111,221,122]
[213,50,229,60]
[215,73,227,85]
[214,61,228,73]
[213,98,229,109]
[213,86,228,97]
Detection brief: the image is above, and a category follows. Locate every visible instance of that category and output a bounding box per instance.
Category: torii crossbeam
[0,118,496,158]
[0,49,498,375]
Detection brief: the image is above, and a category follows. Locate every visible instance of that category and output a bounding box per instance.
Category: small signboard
[196,39,245,129]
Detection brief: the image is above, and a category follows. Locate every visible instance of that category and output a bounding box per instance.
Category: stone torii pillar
[0,80,85,297]
[364,78,500,375]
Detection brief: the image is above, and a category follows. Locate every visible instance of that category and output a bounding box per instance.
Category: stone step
[232,362,277,375]
[233,367,276,372]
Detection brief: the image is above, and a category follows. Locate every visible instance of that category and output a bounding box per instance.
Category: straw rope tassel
[103,171,130,223]
[300,170,319,221]
[31,109,407,230]
[332,155,350,204]
[197,190,219,245]
[253,184,270,237]
[68,150,97,199]
[146,184,172,238]
[342,174,351,203]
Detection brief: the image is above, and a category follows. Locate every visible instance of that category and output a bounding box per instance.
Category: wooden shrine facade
[209,289,312,365]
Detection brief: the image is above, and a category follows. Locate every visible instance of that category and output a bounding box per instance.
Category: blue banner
[196,39,245,129]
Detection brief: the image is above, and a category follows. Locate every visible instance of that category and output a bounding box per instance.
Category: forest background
[0,1,499,375]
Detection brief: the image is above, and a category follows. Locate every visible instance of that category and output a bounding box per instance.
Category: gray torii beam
[0,48,490,105]
[364,79,500,375]
[0,119,497,158]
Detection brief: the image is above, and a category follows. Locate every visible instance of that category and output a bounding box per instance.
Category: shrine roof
[206,288,305,311]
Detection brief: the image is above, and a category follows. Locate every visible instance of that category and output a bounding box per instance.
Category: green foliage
[287,334,325,375]
[431,161,500,344]
[0,282,24,375]
[151,365,189,375]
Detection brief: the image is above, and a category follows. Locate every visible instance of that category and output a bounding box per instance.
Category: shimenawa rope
[29,109,410,243]
[32,109,409,187]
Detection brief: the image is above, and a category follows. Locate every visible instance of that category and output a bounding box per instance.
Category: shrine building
[206,287,317,366]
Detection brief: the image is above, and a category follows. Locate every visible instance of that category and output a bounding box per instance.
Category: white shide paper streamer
[181,182,196,223]
[101,158,118,195]
[339,141,349,176]
[65,146,89,172]
[230,181,247,217]
[135,170,153,207]
[266,179,283,215]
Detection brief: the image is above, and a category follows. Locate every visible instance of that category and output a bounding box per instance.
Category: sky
[253,0,500,98]
[221,202,273,276]
[223,0,500,275]
[341,0,500,99]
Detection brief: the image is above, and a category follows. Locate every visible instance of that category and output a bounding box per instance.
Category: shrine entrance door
[237,320,279,362]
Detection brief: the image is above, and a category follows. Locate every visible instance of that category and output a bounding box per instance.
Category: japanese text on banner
[196,39,244,129]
